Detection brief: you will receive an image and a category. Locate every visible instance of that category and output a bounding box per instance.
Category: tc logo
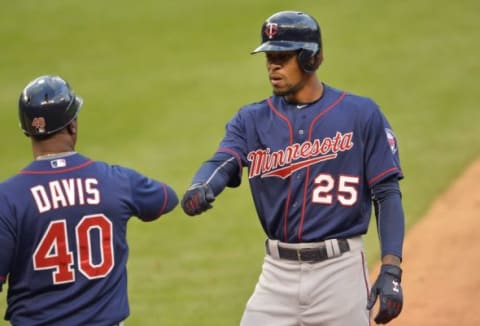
[31,117,46,133]
[385,128,398,154]
[264,23,278,39]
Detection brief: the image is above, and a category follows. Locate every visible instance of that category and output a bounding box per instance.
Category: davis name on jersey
[31,177,100,213]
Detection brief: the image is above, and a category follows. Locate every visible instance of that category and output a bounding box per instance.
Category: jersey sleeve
[118,167,179,221]
[0,191,15,289]
[191,151,242,195]
[200,108,249,189]
[217,109,249,167]
[364,105,403,187]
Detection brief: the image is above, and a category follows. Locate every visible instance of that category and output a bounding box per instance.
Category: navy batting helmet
[18,75,82,137]
[251,11,322,72]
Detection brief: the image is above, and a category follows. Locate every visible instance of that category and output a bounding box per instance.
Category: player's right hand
[367,264,403,324]
[181,183,215,216]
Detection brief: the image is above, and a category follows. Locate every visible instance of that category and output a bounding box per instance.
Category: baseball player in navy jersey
[181,11,405,325]
[0,75,178,325]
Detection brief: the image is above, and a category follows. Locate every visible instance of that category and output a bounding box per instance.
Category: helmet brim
[251,41,318,54]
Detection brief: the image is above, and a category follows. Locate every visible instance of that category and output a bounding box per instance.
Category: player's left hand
[367,264,403,324]
[181,183,215,216]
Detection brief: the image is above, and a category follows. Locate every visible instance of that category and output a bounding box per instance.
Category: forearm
[372,177,405,260]
[382,254,401,266]
[191,151,241,196]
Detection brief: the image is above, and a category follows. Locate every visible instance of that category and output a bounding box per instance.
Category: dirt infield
[369,159,480,325]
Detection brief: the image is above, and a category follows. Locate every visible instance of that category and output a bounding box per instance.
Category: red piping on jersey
[217,147,243,170]
[368,167,401,186]
[282,178,294,241]
[267,97,294,242]
[20,160,94,175]
[267,98,294,142]
[298,91,347,241]
[157,184,169,215]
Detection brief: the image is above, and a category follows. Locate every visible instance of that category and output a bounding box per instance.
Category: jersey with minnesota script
[0,152,178,325]
[217,84,403,243]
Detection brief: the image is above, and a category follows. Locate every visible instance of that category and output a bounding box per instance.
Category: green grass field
[1,0,479,324]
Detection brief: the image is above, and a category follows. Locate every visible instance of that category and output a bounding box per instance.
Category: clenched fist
[181,183,215,216]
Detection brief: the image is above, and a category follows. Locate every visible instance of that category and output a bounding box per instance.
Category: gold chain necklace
[36,151,76,160]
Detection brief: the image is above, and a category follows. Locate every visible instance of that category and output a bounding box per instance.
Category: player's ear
[67,120,77,135]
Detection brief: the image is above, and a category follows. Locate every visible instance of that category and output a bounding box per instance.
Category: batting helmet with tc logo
[18,75,83,137]
[251,11,322,73]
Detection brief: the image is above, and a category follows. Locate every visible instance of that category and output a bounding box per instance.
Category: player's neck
[284,78,323,104]
[32,132,76,160]
[34,147,76,160]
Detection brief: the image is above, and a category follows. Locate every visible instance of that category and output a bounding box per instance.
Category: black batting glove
[367,264,403,324]
[181,183,215,216]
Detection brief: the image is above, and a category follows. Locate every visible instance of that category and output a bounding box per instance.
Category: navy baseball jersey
[0,152,178,325]
[216,84,402,243]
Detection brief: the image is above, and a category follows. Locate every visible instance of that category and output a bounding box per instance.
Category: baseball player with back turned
[181,10,405,325]
[0,75,179,325]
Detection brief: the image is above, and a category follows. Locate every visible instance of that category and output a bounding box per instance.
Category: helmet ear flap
[297,50,319,73]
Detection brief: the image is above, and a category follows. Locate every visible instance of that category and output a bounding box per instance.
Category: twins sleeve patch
[385,128,398,154]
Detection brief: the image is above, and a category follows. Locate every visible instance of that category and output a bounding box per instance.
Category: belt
[268,239,350,263]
